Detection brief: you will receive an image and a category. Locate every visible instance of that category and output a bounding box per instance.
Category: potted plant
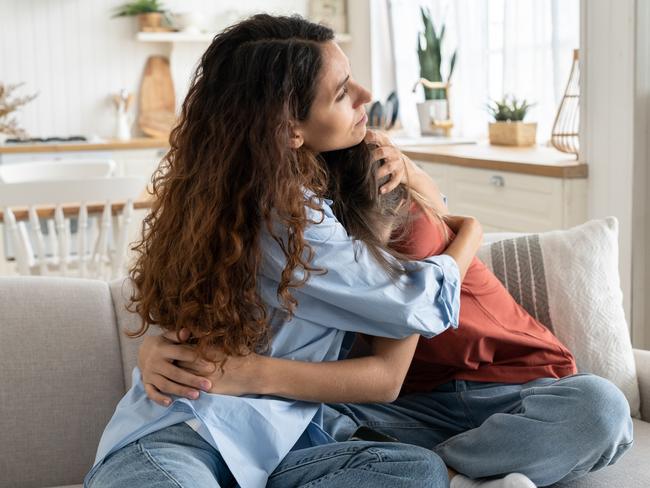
[112,0,169,32]
[487,95,537,146]
[416,7,456,135]
[0,82,37,144]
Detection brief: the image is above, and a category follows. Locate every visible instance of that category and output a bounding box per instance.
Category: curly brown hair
[127,15,335,360]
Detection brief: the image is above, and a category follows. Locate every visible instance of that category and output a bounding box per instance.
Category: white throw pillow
[477,217,640,417]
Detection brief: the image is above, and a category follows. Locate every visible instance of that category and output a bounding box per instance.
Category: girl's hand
[138,329,212,406]
[365,130,420,194]
[442,215,482,236]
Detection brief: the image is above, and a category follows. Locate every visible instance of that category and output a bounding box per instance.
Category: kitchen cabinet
[403,143,588,233]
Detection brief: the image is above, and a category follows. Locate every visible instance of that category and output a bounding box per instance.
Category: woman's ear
[288,122,305,149]
[289,133,304,149]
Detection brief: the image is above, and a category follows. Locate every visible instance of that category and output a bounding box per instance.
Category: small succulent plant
[417,7,457,100]
[487,95,535,122]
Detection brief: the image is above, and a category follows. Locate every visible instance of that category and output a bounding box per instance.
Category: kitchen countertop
[399,142,587,178]
[0,137,169,154]
[0,137,587,178]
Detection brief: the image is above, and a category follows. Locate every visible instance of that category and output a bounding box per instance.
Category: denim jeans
[86,422,449,488]
[323,373,634,487]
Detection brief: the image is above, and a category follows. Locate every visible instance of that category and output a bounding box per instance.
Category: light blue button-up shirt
[85,197,460,488]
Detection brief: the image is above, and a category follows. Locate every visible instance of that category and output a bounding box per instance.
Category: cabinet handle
[489,175,505,187]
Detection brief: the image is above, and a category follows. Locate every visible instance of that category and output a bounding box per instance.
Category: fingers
[364,129,391,146]
[159,361,212,390]
[159,342,200,363]
[162,328,191,344]
[145,373,202,400]
[379,175,402,194]
[371,146,399,163]
[144,383,172,407]
[177,359,217,375]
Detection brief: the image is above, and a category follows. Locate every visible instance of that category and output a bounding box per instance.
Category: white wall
[0,0,310,139]
[632,0,650,349]
[581,0,650,347]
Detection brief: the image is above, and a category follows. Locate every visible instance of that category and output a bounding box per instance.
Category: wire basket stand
[551,49,580,158]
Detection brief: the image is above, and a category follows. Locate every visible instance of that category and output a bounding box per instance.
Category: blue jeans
[323,373,634,487]
[86,422,449,488]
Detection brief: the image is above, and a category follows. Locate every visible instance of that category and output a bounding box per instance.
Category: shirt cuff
[423,253,461,335]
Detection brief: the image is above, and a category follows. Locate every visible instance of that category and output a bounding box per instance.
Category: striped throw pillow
[477,218,640,417]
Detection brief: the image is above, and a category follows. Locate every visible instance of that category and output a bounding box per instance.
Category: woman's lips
[355,113,368,126]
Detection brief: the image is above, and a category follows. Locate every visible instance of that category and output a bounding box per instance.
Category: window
[387,0,579,141]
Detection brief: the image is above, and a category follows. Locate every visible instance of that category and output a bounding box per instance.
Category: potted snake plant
[416,7,456,135]
[487,96,537,146]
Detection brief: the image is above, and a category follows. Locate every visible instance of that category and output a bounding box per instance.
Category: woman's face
[295,41,372,153]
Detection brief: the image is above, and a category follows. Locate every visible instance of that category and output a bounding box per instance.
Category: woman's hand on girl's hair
[138,329,213,407]
[365,130,419,194]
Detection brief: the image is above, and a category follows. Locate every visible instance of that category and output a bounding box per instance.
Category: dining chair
[0,177,145,280]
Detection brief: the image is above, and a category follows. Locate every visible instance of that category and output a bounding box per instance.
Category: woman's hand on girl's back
[138,329,267,405]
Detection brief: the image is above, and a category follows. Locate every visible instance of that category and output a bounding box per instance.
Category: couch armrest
[634,348,650,421]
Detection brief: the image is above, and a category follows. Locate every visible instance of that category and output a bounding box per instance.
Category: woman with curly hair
[85,13,484,488]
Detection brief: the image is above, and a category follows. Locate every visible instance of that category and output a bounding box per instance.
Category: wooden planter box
[489,121,537,147]
[138,12,165,32]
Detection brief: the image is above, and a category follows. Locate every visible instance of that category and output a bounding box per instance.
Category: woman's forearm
[254,335,419,403]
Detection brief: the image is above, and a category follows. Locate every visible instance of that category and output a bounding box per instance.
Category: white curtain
[387,0,579,141]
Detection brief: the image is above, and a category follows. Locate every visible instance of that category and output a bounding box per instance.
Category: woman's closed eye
[336,85,349,101]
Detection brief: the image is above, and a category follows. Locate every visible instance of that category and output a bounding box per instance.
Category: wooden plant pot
[138,12,164,32]
[489,121,537,147]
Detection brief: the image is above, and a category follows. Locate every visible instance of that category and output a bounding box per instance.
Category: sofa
[0,275,648,488]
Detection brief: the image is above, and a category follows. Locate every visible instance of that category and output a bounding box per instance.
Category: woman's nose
[354,84,372,107]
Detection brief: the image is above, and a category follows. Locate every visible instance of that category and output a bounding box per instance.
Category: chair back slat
[112,199,134,279]
[28,206,47,275]
[3,208,30,275]
[54,206,68,276]
[78,204,88,278]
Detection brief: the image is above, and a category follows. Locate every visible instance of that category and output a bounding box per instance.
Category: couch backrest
[0,277,126,488]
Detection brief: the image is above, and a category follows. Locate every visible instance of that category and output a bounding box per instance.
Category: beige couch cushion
[0,277,125,488]
[109,278,160,390]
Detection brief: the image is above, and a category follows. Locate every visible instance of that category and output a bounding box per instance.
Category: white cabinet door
[413,159,449,196]
[447,166,565,233]
[414,161,586,233]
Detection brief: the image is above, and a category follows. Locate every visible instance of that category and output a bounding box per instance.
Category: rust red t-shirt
[394,205,577,394]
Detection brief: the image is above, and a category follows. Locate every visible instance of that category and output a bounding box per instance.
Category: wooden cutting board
[139,56,176,139]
